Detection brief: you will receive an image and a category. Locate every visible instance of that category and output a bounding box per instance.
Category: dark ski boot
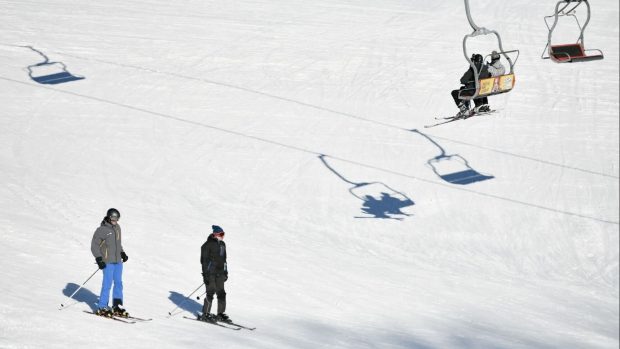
[199,313,216,322]
[95,307,113,317]
[113,305,129,318]
[216,313,232,323]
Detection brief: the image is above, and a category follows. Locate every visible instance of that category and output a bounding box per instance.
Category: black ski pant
[203,274,226,315]
[452,87,488,108]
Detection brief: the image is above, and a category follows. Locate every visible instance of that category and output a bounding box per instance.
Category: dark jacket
[460,62,491,89]
[200,234,227,276]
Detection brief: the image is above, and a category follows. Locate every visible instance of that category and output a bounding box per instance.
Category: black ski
[83,310,136,324]
[425,110,496,128]
[126,315,152,322]
[425,116,462,128]
[226,321,256,331]
[183,316,241,330]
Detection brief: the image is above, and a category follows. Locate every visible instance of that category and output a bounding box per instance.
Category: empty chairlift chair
[542,0,604,63]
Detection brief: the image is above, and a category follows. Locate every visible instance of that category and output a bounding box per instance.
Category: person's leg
[451,89,461,106]
[473,97,490,112]
[98,264,114,309]
[202,275,216,316]
[215,276,226,315]
[112,263,124,308]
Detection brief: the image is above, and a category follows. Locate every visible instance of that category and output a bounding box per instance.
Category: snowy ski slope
[0,0,618,348]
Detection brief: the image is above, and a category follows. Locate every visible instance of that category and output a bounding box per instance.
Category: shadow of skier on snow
[168,291,202,315]
[359,193,414,220]
[62,283,98,311]
[319,155,414,220]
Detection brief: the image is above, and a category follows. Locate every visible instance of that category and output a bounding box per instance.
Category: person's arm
[91,228,103,259]
[460,68,473,85]
[91,228,107,269]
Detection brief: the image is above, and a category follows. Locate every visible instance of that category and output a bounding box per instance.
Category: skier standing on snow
[200,225,231,323]
[451,53,491,118]
[91,208,129,317]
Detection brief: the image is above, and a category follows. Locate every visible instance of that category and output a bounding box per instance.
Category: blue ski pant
[98,262,123,308]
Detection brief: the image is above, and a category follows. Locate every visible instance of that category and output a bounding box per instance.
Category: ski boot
[112,305,129,318]
[216,313,232,323]
[199,313,216,323]
[473,104,490,113]
[456,103,471,119]
[95,307,113,317]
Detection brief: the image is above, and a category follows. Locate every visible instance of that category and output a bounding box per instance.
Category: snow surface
[0,0,618,348]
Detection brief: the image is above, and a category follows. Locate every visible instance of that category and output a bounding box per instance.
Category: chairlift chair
[458,0,519,101]
[542,0,604,63]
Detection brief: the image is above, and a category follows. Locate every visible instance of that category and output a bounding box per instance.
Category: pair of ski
[83,310,152,324]
[424,109,496,128]
[183,314,256,331]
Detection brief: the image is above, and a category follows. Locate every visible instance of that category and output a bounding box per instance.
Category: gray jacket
[91,221,124,263]
[488,60,506,77]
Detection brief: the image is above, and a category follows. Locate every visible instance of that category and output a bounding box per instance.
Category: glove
[202,273,210,286]
[121,251,128,263]
[95,257,106,269]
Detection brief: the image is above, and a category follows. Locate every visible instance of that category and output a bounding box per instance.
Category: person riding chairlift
[451,53,491,118]
[487,50,506,77]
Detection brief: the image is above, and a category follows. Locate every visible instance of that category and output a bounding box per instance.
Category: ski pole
[167,283,204,316]
[59,268,100,310]
[196,290,207,300]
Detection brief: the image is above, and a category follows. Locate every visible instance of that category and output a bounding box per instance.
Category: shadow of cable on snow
[24,46,84,85]
[214,317,435,349]
[168,291,202,316]
[319,154,414,220]
[1,76,616,225]
[41,51,617,180]
[222,317,584,349]
[62,283,98,311]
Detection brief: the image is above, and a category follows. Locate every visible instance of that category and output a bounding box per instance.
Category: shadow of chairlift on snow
[25,46,84,84]
[411,129,494,185]
[319,155,414,220]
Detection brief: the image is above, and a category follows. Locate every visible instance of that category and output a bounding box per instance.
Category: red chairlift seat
[549,43,603,63]
[542,0,604,63]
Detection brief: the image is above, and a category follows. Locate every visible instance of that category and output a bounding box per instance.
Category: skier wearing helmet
[91,208,129,317]
[451,53,491,118]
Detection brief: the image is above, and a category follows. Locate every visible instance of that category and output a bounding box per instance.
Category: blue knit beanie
[212,225,224,234]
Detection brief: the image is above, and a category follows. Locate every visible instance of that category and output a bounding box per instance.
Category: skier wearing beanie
[200,225,230,323]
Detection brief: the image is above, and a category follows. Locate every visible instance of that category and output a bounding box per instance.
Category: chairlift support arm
[542,0,593,59]
[461,0,517,100]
